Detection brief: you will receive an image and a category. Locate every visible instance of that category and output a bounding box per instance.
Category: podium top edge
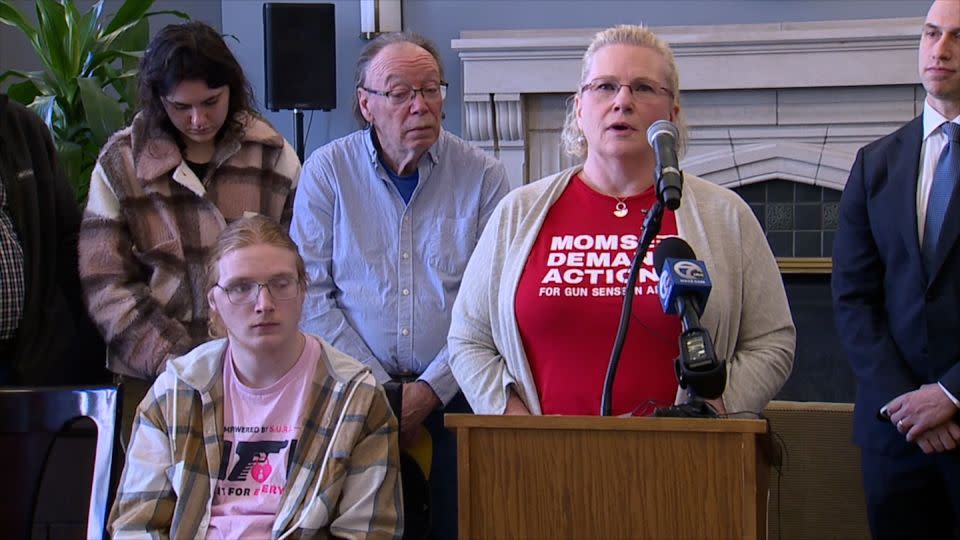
[443,413,768,434]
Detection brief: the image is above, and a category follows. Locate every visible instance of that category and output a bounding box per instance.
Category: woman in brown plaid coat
[79,21,300,382]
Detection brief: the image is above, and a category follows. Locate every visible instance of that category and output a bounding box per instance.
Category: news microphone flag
[657,258,711,316]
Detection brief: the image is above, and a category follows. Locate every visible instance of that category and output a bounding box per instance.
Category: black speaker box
[263,3,337,111]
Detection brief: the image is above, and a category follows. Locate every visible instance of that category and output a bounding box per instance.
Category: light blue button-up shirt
[290,128,508,404]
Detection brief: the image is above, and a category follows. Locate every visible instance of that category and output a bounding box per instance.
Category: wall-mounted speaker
[263,3,337,111]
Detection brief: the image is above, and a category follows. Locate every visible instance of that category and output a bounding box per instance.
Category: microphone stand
[654,393,719,417]
[600,199,664,416]
[293,108,305,163]
[654,297,726,418]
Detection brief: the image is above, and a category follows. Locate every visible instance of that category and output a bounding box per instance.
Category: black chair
[0,385,122,539]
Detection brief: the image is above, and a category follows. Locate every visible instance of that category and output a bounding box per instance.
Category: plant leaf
[100,65,139,119]
[63,0,84,74]
[87,49,142,73]
[0,68,37,86]
[100,8,187,51]
[67,1,104,76]
[0,1,39,47]
[103,0,155,35]
[34,0,71,80]
[81,0,105,38]
[56,139,89,203]
[78,77,125,146]
[28,94,58,129]
[6,79,41,106]
[32,73,57,100]
[144,9,190,20]
[112,16,149,53]
[1,0,191,205]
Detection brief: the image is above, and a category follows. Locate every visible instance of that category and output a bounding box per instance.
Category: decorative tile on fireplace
[733,180,841,258]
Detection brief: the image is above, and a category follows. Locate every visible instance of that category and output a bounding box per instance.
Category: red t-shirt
[515,175,681,416]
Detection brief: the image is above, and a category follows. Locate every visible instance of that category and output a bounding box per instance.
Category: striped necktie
[923,122,960,274]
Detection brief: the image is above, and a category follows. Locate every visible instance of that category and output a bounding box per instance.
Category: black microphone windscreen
[653,237,696,275]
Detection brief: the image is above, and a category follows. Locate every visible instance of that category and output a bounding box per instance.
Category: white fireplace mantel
[453,17,925,190]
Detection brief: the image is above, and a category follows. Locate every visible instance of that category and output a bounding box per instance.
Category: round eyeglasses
[215,277,300,305]
[361,82,448,106]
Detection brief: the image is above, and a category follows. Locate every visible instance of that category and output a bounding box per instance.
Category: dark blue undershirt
[379,155,419,205]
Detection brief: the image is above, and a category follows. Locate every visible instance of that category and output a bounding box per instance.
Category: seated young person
[109,215,402,539]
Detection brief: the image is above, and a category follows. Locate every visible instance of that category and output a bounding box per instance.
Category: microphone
[653,238,726,409]
[647,120,682,211]
[653,237,708,318]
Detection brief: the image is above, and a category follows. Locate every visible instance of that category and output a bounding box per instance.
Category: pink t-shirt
[206,335,320,540]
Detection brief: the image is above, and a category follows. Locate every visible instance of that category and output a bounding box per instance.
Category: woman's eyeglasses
[580,78,674,102]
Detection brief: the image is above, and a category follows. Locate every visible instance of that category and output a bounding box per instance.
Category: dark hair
[353,31,444,128]
[136,21,256,145]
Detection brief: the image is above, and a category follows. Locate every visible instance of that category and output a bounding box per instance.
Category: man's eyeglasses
[580,78,674,102]
[215,277,300,305]
[361,82,448,106]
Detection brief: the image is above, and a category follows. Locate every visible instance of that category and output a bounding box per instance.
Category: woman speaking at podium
[448,25,795,418]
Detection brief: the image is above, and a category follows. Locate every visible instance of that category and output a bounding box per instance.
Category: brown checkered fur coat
[79,112,300,379]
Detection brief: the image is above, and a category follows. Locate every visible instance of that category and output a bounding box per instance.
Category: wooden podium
[445,414,770,539]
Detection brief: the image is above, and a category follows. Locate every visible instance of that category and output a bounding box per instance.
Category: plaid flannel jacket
[109,335,403,539]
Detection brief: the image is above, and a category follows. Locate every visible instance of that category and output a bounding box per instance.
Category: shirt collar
[923,98,960,140]
[363,127,442,169]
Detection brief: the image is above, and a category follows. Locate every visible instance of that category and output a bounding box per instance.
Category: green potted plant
[0,0,187,203]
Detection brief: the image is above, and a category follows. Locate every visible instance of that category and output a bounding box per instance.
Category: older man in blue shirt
[290,32,508,538]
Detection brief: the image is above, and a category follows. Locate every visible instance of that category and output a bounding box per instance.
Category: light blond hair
[560,24,688,159]
[204,215,307,338]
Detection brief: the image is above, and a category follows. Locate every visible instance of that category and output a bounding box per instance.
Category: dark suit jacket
[833,115,960,454]
[0,94,106,385]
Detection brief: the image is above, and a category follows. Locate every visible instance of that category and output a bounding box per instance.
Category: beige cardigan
[448,166,796,416]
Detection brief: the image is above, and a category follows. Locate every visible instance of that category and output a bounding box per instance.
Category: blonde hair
[560,24,688,159]
[204,215,307,338]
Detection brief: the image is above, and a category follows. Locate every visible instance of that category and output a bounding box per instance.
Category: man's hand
[400,381,440,442]
[504,389,531,415]
[887,384,958,442]
[915,420,960,454]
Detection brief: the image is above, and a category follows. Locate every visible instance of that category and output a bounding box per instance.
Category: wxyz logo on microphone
[672,260,705,281]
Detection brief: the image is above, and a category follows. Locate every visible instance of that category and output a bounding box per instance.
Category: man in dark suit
[0,93,106,385]
[833,1,960,537]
